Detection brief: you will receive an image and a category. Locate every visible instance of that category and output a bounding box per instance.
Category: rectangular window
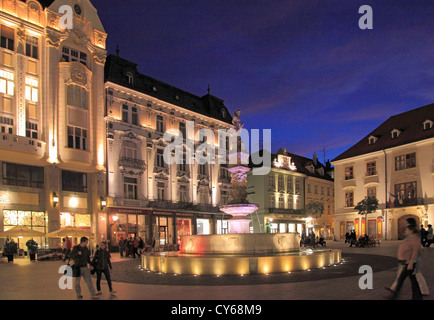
[269,175,274,187]
[1,25,14,51]
[25,77,38,103]
[0,116,13,134]
[25,36,38,59]
[394,181,417,202]
[199,164,206,175]
[67,85,87,109]
[122,104,128,122]
[156,115,164,132]
[278,175,284,189]
[344,166,354,180]
[367,187,376,199]
[124,177,138,199]
[345,191,354,207]
[67,125,87,150]
[156,149,165,168]
[406,153,416,169]
[269,194,275,208]
[0,70,14,96]
[62,46,87,66]
[25,122,38,139]
[157,182,165,201]
[62,170,87,193]
[366,161,376,176]
[131,106,138,125]
[179,122,186,139]
[179,185,188,203]
[395,153,416,171]
[2,162,44,188]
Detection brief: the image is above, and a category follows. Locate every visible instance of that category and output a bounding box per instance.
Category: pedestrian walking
[70,237,98,299]
[385,218,423,300]
[138,237,144,255]
[132,237,138,258]
[91,242,116,296]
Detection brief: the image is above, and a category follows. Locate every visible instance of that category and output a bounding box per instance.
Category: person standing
[426,225,433,247]
[118,237,125,258]
[385,218,422,300]
[70,237,98,299]
[92,242,115,296]
[420,225,427,247]
[63,237,72,262]
[25,238,38,261]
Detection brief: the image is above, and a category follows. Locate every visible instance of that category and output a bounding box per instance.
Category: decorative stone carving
[46,29,62,47]
[71,68,87,86]
[28,1,40,24]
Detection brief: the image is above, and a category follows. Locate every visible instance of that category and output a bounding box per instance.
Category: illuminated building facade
[103,54,234,248]
[332,103,434,240]
[0,0,107,248]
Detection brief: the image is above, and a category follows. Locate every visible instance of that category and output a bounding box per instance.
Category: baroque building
[332,103,434,240]
[0,0,107,248]
[103,54,234,248]
[248,148,334,237]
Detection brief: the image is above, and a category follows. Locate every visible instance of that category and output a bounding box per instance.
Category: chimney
[313,152,318,165]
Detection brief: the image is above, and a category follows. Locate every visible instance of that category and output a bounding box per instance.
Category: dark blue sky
[91,0,434,163]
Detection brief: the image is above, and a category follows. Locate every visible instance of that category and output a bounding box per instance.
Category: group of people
[420,224,433,247]
[300,232,326,248]
[69,236,115,299]
[118,236,153,258]
[345,230,375,247]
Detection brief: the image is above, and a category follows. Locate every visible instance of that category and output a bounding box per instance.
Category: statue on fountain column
[232,110,244,134]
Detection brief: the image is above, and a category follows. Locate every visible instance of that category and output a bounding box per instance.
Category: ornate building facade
[0,0,107,248]
[103,54,234,248]
[332,103,434,240]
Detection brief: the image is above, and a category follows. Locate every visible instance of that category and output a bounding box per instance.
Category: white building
[103,54,234,248]
[332,103,434,240]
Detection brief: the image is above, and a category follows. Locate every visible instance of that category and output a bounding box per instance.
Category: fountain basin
[141,249,342,275]
[180,233,300,255]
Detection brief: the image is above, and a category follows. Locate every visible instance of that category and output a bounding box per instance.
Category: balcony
[118,157,146,170]
[0,134,45,158]
[148,200,221,213]
[113,197,149,208]
[391,198,424,208]
[268,208,306,216]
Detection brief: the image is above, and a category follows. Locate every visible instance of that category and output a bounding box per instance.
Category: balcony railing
[391,198,424,208]
[148,200,221,213]
[0,133,45,158]
[268,208,306,215]
[118,157,146,170]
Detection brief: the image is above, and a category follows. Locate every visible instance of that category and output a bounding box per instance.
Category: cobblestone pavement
[0,240,432,301]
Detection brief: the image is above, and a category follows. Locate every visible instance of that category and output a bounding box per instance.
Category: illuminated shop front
[2,210,47,248]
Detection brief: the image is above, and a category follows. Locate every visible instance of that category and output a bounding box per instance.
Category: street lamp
[52,192,59,207]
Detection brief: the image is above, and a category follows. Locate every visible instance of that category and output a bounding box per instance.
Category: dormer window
[391,129,401,139]
[423,120,433,131]
[368,135,377,145]
[126,72,134,85]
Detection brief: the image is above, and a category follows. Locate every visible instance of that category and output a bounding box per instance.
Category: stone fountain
[142,110,341,275]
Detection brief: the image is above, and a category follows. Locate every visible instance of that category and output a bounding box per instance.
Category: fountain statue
[142,110,341,275]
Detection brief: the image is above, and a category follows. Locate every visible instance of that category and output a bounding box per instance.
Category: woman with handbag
[91,241,115,296]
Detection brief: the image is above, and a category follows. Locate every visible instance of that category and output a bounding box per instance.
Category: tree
[354,197,379,236]
[305,200,324,218]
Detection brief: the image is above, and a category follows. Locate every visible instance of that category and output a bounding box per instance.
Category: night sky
[90,0,434,163]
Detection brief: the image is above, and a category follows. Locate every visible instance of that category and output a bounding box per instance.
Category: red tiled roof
[332,103,434,162]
